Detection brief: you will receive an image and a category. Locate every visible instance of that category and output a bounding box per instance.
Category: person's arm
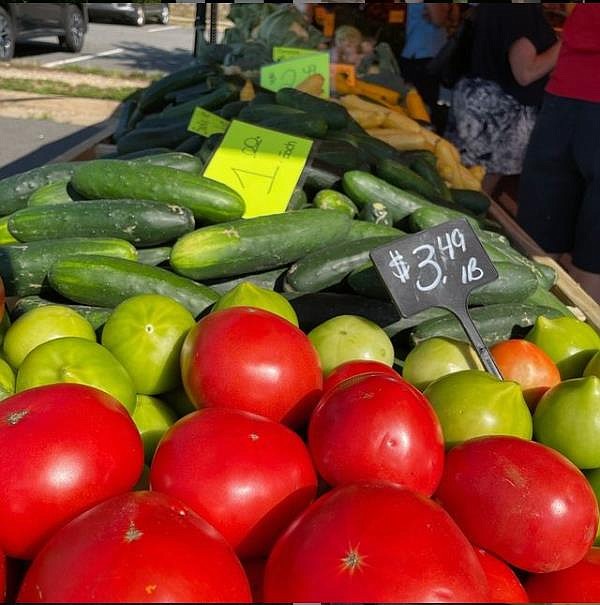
[508,37,562,86]
[424,3,451,28]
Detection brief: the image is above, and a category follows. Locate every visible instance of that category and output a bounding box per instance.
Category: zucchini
[136,246,172,267]
[195,133,223,164]
[525,285,573,317]
[113,148,172,160]
[276,88,350,130]
[48,255,218,318]
[238,103,306,123]
[113,99,136,143]
[359,201,394,226]
[130,152,203,173]
[8,200,195,247]
[174,135,206,155]
[313,140,364,172]
[347,132,403,164]
[170,209,352,281]
[209,268,287,296]
[116,120,191,155]
[313,190,357,218]
[343,170,436,222]
[285,235,399,293]
[400,150,438,167]
[450,188,491,216]
[71,160,244,223]
[0,237,137,297]
[158,84,239,123]
[217,100,248,119]
[345,220,404,242]
[27,181,74,206]
[252,114,328,139]
[377,158,440,201]
[12,296,112,331]
[0,216,17,244]
[412,304,564,347]
[164,79,216,104]
[303,159,343,192]
[0,162,76,215]
[411,156,452,201]
[286,188,307,211]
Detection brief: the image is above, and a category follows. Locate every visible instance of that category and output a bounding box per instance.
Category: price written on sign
[203,120,313,219]
[260,52,330,98]
[370,218,502,377]
[187,107,229,138]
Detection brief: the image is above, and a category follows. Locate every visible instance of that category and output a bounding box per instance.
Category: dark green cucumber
[287,188,307,211]
[411,304,564,347]
[410,156,452,201]
[400,149,438,168]
[116,120,191,155]
[285,235,399,293]
[0,237,137,297]
[136,246,172,266]
[252,114,328,139]
[345,220,405,242]
[12,296,113,330]
[71,160,244,223]
[450,188,491,216]
[27,181,74,206]
[275,88,350,130]
[217,100,248,119]
[313,190,357,218]
[343,170,436,222]
[49,255,218,318]
[209,268,287,296]
[376,158,440,201]
[170,209,352,281]
[347,132,403,164]
[130,152,203,173]
[359,201,394,226]
[8,200,195,247]
[0,162,76,215]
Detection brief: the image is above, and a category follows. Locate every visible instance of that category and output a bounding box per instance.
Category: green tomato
[526,316,600,379]
[424,370,532,449]
[132,394,177,464]
[161,385,197,418]
[308,314,394,376]
[584,351,600,378]
[212,282,299,327]
[3,305,95,369]
[584,468,600,545]
[101,294,195,395]
[534,376,600,469]
[403,337,484,391]
[0,357,15,401]
[0,312,10,349]
[16,337,137,414]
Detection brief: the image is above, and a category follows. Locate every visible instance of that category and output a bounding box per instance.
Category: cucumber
[377,158,440,201]
[410,156,452,201]
[12,296,113,331]
[8,200,195,247]
[412,304,564,347]
[0,216,17,244]
[27,181,74,206]
[0,162,76,215]
[130,152,203,173]
[208,268,287,296]
[116,120,191,155]
[345,220,405,242]
[407,204,481,233]
[71,160,244,223]
[400,150,438,167]
[136,246,172,267]
[533,261,557,290]
[450,188,491,216]
[170,209,352,281]
[347,132,403,164]
[287,188,307,211]
[343,170,436,222]
[0,237,137,297]
[525,285,573,317]
[48,255,218,318]
[252,114,328,139]
[276,88,350,130]
[285,235,400,293]
[359,201,394,226]
[313,190,357,218]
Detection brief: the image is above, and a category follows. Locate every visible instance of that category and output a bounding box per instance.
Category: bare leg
[483,173,502,196]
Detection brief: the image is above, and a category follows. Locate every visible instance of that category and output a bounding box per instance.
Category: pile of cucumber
[0,61,574,353]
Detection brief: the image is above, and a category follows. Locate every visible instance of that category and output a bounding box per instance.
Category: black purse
[427,7,476,88]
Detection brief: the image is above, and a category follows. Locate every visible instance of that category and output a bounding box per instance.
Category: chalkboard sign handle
[452,304,503,380]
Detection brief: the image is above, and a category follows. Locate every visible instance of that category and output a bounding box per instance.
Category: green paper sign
[187,107,230,137]
[260,52,330,98]
[203,120,313,219]
[272,46,319,62]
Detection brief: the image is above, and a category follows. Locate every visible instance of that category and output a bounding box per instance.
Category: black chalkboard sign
[370,218,503,378]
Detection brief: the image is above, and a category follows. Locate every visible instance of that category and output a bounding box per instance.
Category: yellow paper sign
[203,120,313,219]
[260,52,330,98]
[272,46,318,62]
[187,107,230,137]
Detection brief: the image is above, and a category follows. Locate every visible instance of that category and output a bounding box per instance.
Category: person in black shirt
[445,3,561,194]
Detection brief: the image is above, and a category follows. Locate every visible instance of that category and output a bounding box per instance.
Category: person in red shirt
[517,4,600,303]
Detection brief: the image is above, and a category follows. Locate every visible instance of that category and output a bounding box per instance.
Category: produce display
[0,49,600,603]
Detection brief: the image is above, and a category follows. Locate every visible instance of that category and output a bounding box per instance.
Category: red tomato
[436,435,598,573]
[180,307,322,427]
[490,339,561,408]
[0,549,5,603]
[474,547,528,603]
[17,491,251,603]
[309,374,444,496]
[150,408,317,558]
[264,482,489,602]
[322,359,401,395]
[0,384,143,559]
[243,558,266,603]
[524,546,600,602]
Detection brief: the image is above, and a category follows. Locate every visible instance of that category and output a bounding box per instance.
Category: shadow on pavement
[99,40,196,73]
[13,40,65,59]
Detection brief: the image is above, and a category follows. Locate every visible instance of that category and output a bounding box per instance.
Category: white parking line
[146,25,181,33]
[42,48,123,68]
